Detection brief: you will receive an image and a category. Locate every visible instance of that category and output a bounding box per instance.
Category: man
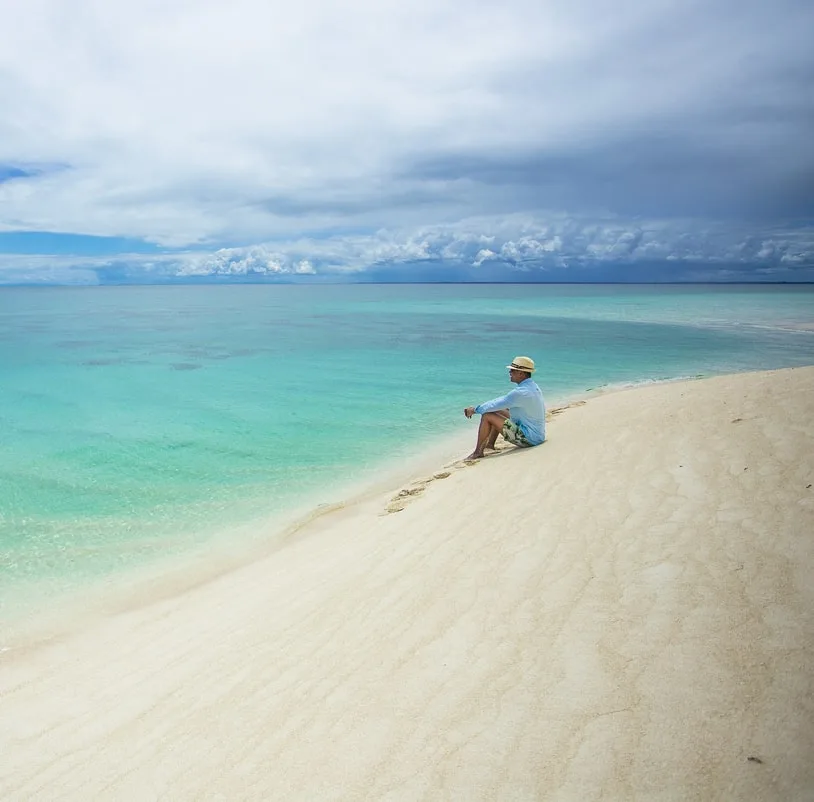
[464,356,546,460]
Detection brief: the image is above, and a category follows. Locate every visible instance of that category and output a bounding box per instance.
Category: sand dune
[2,367,813,800]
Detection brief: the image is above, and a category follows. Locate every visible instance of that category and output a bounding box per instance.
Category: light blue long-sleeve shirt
[475,378,546,445]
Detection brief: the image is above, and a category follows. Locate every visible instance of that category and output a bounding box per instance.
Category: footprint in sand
[547,400,586,420]
[384,471,453,514]
[383,442,527,514]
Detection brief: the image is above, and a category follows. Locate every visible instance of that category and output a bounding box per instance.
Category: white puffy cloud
[473,249,497,267]
[3,214,811,284]
[177,247,289,277]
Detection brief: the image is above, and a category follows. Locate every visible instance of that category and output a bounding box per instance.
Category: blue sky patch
[0,231,163,256]
[0,165,33,183]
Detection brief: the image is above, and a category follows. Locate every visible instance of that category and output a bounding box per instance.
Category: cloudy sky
[1,0,812,284]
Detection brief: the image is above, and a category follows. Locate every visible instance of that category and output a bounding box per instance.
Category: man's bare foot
[464,451,484,460]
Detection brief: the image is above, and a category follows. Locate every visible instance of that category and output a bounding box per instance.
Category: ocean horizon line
[2,279,814,289]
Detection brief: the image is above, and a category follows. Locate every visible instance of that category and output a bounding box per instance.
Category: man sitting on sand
[464,356,546,460]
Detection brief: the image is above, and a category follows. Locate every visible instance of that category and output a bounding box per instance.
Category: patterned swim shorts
[502,418,532,447]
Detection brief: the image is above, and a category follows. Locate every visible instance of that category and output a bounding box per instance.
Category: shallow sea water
[1,283,813,618]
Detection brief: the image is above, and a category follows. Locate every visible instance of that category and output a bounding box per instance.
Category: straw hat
[506,356,535,373]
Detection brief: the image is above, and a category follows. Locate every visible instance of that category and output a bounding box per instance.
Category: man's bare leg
[466,411,510,460]
[484,410,510,450]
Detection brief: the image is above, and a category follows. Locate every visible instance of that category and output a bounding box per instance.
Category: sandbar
[1,367,813,800]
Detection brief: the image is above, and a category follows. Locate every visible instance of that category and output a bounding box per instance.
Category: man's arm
[475,388,519,415]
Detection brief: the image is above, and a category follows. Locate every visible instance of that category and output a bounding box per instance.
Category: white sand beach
[2,367,813,801]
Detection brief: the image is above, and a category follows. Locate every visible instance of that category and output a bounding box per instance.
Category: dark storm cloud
[401,0,814,222]
[406,129,814,221]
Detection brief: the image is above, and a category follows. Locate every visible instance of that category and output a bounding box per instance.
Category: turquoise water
[2,284,813,617]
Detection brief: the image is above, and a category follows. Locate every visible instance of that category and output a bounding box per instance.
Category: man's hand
[464,406,477,419]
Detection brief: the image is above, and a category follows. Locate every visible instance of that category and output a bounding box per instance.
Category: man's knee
[483,412,507,427]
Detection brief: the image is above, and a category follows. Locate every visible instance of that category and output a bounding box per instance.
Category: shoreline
[2,365,813,798]
[1,365,808,650]
[0,368,723,647]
